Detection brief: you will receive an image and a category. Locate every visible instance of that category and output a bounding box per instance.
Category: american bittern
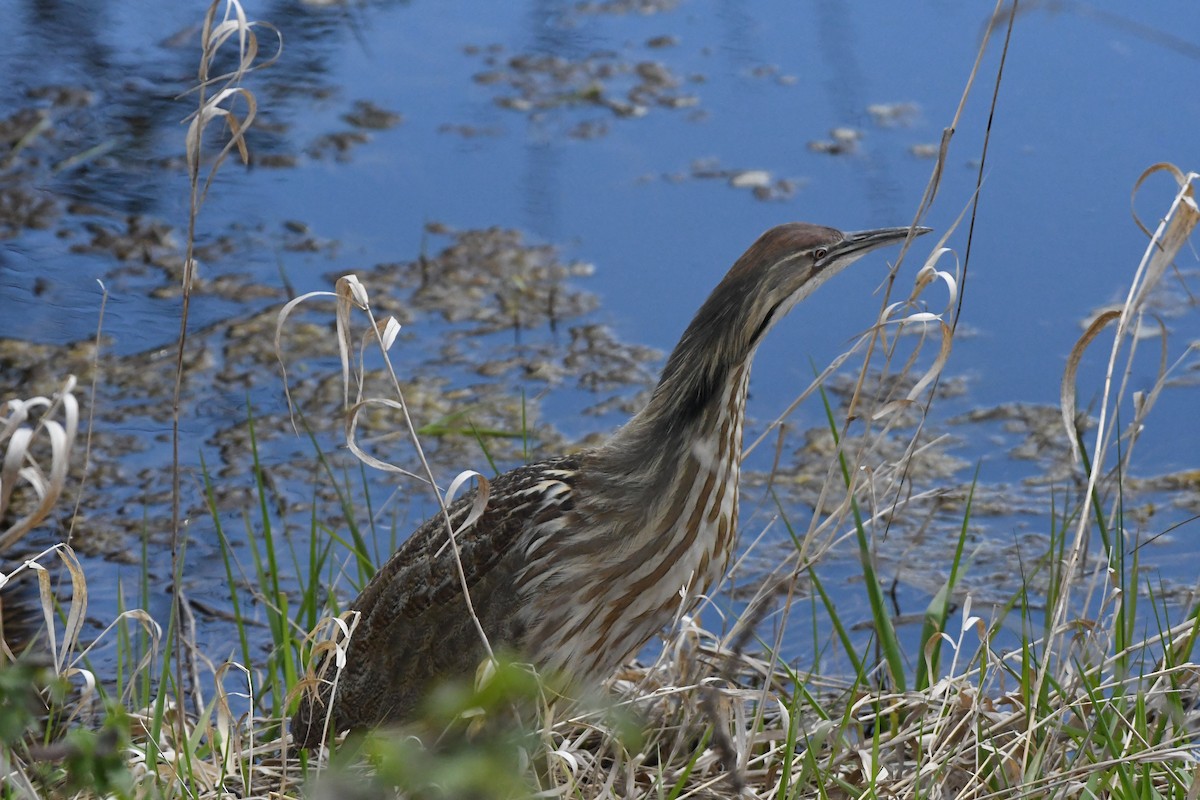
[291,222,928,747]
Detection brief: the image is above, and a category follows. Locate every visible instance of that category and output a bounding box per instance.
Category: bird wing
[350,453,581,627]
[291,454,582,744]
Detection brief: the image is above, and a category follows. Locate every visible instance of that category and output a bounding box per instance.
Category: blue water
[1,0,1198,678]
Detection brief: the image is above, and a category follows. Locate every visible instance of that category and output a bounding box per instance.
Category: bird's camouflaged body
[291,222,924,747]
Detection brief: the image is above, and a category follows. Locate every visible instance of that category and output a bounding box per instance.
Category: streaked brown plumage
[291,222,928,748]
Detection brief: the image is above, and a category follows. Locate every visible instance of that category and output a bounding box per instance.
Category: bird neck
[592,318,758,494]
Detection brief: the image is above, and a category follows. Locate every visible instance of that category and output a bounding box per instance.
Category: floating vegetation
[643,156,804,201]
[463,41,702,131]
[742,62,800,85]
[807,127,862,156]
[867,101,921,127]
[341,99,403,131]
[0,213,663,568]
[574,0,681,15]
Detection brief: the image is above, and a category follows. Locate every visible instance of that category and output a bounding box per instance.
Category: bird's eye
[813,247,828,260]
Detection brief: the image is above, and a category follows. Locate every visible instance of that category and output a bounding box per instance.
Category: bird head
[728,223,931,353]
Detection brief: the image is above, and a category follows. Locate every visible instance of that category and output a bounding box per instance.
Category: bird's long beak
[829,225,931,263]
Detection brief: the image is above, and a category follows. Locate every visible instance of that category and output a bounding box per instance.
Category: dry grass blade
[1061,308,1121,461]
[274,287,350,430]
[335,274,372,409]
[431,470,493,562]
[344,399,428,483]
[1080,166,1198,463]
[289,612,362,766]
[167,0,285,767]
[80,609,162,693]
[278,272,499,675]
[183,0,281,206]
[42,544,87,675]
[905,320,953,405]
[1,543,91,673]
[1059,167,1197,502]
[1036,164,1200,786]
[0,377,78,551]
[213,661,253,775]
[64,280,108,551]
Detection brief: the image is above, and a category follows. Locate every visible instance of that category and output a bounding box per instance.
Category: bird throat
[526,361,751,681]
[661,360,748,598]
[618,360,752,613]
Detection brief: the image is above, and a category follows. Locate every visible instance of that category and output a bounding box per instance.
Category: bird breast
[516,364,749,681]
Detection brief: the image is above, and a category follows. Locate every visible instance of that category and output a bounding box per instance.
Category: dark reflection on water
[814,0,906,223]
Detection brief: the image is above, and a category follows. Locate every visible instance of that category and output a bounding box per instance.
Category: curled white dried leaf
[550,747,580,774]
[64,667,97,700]
[434,470,492,559]
[856,748,888,781]
[207,18,247,51]
[775,697,791,733]
[914,263,938,294]
[55,545,87,673]
[1130,166,1198,293]
[16,466,47,500]
[914,264,958,310]
[381,317,402,351]
[922,633,957,689]
[927,631,956,652]
[1,427,34,513]
[274,290,336,349]
[345,399,428,482]
[913,320,952,396]
[909,248,959,316]
[274,288,338,430]
[0,378,77,551]
[476,656,498,690]
[330,613,353,639]
[330,611,361,669]
[897,311,941,325]
[337,273,370,310]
